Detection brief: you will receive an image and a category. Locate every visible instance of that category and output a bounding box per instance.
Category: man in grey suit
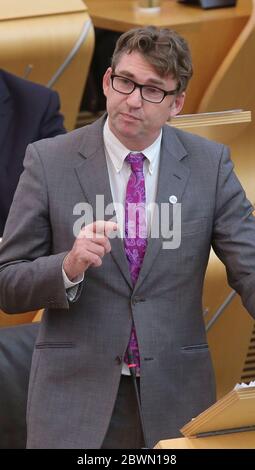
[0,26,255,449]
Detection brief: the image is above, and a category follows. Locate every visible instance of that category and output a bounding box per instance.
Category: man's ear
[102,67,112,97]
[168,92,186,119]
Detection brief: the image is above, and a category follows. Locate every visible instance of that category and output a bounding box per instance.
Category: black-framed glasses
[111,74,179,104]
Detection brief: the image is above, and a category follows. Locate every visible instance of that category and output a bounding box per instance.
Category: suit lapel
[0,72,13,163]
[75,119,190,292]
[75,117,132,288]
[134,125,190,293]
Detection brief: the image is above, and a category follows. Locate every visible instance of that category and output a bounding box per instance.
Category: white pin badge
[169,195,177,204]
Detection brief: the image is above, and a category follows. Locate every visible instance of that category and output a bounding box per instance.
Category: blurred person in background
[0,69,66,234]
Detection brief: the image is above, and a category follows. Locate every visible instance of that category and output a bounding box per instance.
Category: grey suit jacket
[0,115,255,449]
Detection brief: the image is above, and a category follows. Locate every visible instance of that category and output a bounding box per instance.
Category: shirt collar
[103,117,162,175]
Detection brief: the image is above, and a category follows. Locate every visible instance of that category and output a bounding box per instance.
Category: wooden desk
[155,430,255,449]
[85,0,251,32]
[84,0,252,112]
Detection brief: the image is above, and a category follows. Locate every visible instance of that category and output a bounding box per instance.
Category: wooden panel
[241,324,255,382]
[0,0,86,20]
[155,430,255,448]
[0,2,95,130]
[0,309,38,328]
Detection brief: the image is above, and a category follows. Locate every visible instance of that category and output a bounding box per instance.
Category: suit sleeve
[212,146,255,316]
[0,143,70,313]
[39,90,66,139]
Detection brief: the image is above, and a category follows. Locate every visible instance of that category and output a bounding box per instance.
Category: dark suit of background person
[0,69,66,235]
[1,26,255,450]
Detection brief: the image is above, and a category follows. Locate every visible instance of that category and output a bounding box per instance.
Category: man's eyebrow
[115,70,166,87]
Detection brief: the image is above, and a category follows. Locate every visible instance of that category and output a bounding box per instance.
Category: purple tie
[124,152,147,374]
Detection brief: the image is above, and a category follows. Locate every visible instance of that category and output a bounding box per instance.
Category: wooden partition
[155,430,255,448]
[0,309,38,327]
[0,0,95,130]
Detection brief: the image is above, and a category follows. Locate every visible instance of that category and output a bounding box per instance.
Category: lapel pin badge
[169,195,177,204]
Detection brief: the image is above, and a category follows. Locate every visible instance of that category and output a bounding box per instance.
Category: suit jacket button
[115,356,122,365]
[132,297,146,305]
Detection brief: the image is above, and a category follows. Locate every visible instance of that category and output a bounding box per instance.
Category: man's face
[103,51,185,150]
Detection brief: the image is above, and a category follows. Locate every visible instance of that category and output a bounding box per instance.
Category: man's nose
[126,86,143,107]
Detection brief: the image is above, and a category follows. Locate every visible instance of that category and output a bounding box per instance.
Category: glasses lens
[112,76,134,94]
[142,86,164,103]
[111,75,167,103]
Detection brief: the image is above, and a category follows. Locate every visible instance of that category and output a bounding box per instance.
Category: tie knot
[126,152,145,173]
